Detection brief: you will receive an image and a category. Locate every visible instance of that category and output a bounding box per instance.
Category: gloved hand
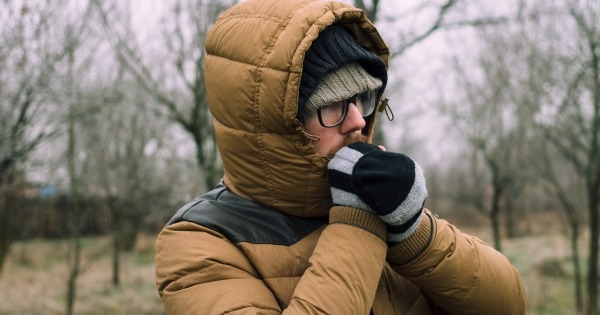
[327,142,428,244]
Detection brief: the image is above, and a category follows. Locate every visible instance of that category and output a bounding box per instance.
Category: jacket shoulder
[166,182,327,246]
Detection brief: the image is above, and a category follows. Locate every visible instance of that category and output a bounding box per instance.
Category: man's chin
[325,134,368,157]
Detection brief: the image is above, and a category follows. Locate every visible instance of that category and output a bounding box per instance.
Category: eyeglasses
[317,89,379,128]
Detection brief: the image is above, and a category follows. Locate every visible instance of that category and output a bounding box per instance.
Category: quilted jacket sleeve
[388,210,527,315]
[155,215,388,315]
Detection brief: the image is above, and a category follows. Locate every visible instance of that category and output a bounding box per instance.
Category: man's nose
[340,103,366,132]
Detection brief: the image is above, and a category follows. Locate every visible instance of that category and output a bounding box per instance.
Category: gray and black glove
[327,142,428,244]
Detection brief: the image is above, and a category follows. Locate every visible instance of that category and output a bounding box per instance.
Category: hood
[204,0,390,217]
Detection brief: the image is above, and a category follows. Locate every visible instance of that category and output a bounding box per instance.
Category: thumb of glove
[327,143,380,211]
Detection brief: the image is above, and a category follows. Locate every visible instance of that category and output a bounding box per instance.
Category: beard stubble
[325,133,369,157]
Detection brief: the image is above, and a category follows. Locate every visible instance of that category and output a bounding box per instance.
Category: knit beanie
[300,62,383,121]
[298,24,388,124]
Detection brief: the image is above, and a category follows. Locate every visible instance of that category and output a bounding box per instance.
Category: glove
[327,142,428,244]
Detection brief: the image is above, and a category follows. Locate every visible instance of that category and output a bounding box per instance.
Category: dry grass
[458,213,583,315]
[0,234,164,315]
[503,234,579,314]
[0,221,585,315]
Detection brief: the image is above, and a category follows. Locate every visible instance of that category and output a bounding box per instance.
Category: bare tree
[24,1,105,313]
[91,0,236,191]
[567,5,600,314]
[534,2,600,312]
[0,3,59,184]
[76,76,181,286]
[440,27,534,250]
[467,0,599,312]
[0,0,72,274]
[62,10,94,315]
[65,69,82,315]
[501,2,587,310]
[532,139,586,311]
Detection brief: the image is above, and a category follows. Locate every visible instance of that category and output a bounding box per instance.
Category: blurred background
[0,0,598,314]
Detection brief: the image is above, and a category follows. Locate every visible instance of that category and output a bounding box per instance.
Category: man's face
[303,103,368,157]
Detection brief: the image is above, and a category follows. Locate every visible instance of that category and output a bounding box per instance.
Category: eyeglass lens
[317,90,378,127]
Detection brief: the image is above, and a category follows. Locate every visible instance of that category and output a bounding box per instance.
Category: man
[155,0,526,314]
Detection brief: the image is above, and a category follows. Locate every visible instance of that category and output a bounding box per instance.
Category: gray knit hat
[298,24,387,123]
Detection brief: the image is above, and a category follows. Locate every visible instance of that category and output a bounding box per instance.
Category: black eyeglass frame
[316,90,380,128]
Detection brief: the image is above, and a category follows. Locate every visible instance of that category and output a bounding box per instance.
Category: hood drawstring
[299,127,321,144]
[377,98,394,122]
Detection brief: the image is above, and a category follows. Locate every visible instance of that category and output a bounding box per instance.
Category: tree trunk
[111,200,121,287]
[587,193,599,315]
[504,200,517,238]
[0,171,18,275]
[571,222,583,313]
[194,133,220,190]
[490,186,502,252]
[65,106,82,315]
[112,232,120,287]
[0,195,11,275]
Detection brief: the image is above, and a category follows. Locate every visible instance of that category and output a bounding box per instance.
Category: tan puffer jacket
[155,0,527,314]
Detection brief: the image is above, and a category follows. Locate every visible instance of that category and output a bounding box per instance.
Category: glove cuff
[387,210,434,265]
[329,206,387,241]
